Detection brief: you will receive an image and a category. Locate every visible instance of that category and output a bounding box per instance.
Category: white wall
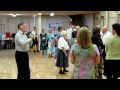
[83,14,94,31]
[108,11,117,32]
[0,16,34,35]
[0,17,5,34]
[99,11,118,32]
[0,15,71,35]
[0,15,95,35]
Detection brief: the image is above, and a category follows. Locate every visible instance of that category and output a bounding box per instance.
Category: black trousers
[15,51,30,79]
[104,60,120,79]
[102,45,106,62]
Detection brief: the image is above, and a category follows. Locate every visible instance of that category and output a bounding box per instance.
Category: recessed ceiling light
[38,13,42,15]
[50,13,54,16]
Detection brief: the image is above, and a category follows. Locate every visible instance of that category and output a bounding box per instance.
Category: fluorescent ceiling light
[50,13,54,16]
[12,14,16,17]
[8,14,23,17]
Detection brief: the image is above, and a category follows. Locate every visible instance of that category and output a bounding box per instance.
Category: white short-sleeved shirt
[58,37,69,50]
[30,30,38,39]
[101,31,112,45]
[30,30,37,37]
[66,28,72,39]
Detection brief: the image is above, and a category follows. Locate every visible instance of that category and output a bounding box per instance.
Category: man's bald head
[102,26,108,33]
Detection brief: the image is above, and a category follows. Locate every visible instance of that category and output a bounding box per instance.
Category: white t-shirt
[2,34,6,40]
[30,30,36,36]
[58,37,69,50]
[66,28,72,39]
[30,30,38,39]
[101,31,112,45]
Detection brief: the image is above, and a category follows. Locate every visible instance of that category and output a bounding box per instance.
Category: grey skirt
[56,49,69,68]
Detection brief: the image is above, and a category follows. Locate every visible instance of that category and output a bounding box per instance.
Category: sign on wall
[49,23,59,34]
[49,23,59,30]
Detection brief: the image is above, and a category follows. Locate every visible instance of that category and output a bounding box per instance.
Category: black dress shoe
[37,50,40,52]
[63,69,69,72]
[59,71,65,74]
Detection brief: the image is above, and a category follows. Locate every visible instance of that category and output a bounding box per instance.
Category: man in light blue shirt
[15,22,33,79]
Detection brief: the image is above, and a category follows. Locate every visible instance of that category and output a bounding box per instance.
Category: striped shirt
[15,30,32,52]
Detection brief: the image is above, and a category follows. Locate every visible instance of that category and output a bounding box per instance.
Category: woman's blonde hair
[77,26,92,49]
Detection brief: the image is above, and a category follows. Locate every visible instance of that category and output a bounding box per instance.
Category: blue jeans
[54,47,58,59]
